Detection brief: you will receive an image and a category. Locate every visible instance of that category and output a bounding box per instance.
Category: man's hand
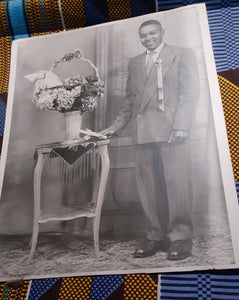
[168,130,189,144]
[99,128,115,138]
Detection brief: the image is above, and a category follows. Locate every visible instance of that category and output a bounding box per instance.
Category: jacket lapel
[158,44,172,77]
[139,44,173,113]
[133,53,147,94]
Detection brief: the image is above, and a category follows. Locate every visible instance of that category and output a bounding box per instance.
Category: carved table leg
[29,152,45,261]
[93,144,110,258]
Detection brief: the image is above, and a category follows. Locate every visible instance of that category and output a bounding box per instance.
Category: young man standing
[101,20,200,260]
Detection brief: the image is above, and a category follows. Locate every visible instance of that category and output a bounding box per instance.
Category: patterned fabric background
[160,270,239,300]
[0,0,239,299]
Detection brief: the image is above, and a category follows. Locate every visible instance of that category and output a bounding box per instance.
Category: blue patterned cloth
[157,0,239,11]
[6,0,29,40]
[236,182,239,202]
[28,278,59,300]
[0,99,5,136]
[157,1,239,72]
[161,271,239,299]
[90,275,124,299]
[208,7,239,71]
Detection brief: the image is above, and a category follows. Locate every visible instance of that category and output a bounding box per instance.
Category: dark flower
[86,75,98,83]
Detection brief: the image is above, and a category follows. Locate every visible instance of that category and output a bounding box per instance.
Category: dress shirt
[145,43,164,65]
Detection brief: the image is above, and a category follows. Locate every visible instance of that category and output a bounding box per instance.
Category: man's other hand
[168,130,189,144]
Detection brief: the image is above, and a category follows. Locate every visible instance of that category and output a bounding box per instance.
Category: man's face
[139,24,164,51]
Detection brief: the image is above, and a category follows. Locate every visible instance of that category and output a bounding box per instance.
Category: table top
[35,137,110,154]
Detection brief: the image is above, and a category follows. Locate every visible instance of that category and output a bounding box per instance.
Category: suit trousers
[134,140,193,242]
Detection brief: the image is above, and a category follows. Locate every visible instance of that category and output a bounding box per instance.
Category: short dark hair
[139,20,163,33]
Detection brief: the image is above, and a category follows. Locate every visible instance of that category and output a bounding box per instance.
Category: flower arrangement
[28,49,105,114]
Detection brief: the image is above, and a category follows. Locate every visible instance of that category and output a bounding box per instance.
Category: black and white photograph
[0,4,238,280]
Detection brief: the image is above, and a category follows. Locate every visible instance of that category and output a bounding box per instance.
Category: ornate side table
[29,138,110,260]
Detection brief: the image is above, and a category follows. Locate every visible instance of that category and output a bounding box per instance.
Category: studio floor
[0,208,234,281]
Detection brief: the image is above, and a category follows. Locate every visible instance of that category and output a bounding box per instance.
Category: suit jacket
[109,43,200,144]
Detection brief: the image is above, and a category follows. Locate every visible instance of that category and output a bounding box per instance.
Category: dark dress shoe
[133,239,169,258]
[168,240,192,261]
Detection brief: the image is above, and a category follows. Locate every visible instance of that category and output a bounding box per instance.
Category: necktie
[145,51,155,76]
[156,58,164,111]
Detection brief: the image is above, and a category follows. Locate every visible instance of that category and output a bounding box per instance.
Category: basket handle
[50,49,100,79]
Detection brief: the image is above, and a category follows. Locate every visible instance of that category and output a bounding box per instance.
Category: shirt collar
[146,43,164,56]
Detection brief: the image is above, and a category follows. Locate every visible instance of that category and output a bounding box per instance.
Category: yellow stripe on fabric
[0,36,11,93]
[6,281,30,300]
[0,2,11,94]
[124,274,158,299]
[25,0,47,36]
[0,282,7,298]
[218,75,239,181]
[58,277,92,299]
[43,0,63,33]
[107,0,131,21]
[61,0,86,30]
[0,2,9,37]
